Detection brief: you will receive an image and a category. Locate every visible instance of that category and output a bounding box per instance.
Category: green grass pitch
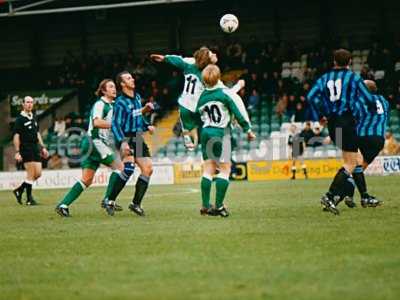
[0,176,399,300]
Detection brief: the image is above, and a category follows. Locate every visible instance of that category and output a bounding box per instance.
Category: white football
[220,14,239,33]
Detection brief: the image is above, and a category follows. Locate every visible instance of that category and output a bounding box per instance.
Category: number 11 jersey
[164,55,204,112]
[306,68,375,120]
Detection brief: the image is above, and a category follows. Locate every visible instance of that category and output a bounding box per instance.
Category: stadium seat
[361,49,370,56]
[260,131,270,139]
[352,57,362,64]
[352,50,361,56]
[291,68,303,81]
[260,116,270,124]
[280,122,292,132]
[395,62,400,72]
[252,124,260,133]
[391,124,399,132]
[282,62,291,69]
[291,61,301,69]
[374,70,385,80]
[352,64,362,73]
[260,123,270,132]
[361,56,368,63]
[281,69,291,78]
[271,123,281,131]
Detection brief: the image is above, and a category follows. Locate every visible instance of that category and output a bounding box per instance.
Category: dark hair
[115,71,131,91]
[95,79,114,97]
[334,49,352,67]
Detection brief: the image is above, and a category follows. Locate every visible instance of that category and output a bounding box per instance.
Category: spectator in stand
[65,116,73,131]
[54,117,66,136]
[47,153,63,169]
[275,94,288,118]
[276,79,285,98]
[246,72,262,95]
[294,102,306,122]
[147,95,161,125]
[248,89,260,110]
[286,95,297,119]
[310,126,326,147]
[382,131,400,155]
[261,72,274,99]
[160,87,173,109]
[300,121,315,147]
[246,36,262,63]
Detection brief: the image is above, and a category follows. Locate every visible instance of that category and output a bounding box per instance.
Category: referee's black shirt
[13,112,39,144]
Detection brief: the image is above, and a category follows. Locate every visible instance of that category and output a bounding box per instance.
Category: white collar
[21,111,33,119]
[205,80,225,91]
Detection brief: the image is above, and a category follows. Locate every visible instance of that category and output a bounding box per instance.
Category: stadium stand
[2,0,400,169]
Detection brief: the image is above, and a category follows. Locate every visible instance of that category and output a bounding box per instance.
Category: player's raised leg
[55,168,95,217]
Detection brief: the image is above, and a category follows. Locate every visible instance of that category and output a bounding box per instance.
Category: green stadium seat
[252,124,260,133]
[260,131,270,139]
[391,124,400,133]
[271,123,281,131]
[260,124,270,132]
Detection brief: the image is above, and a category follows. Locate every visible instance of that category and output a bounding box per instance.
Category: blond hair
[202,65,221,88]
[95,79,114,97]
[194,47,212,70]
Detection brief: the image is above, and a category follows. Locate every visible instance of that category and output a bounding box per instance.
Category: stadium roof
[0,0,203,17]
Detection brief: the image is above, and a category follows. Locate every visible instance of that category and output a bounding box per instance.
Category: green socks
[200,174,230,209]
[201,175,212,208]
[104,171,122,200]
[58,180,86,207]
[215,175,230,208]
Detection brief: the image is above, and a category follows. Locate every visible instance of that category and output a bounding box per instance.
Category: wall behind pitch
[0,164,174,191]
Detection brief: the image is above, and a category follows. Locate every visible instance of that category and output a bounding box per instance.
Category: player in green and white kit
[55,79,123,217]
[196,65,255,217]
[151,47,244,150]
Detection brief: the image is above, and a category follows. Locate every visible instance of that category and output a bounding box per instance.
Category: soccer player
[55,79,124,217]
[350,80,388,208]
[287,124,308,180]
[105,71,154,217]
[151,47,245,150]
[196,65,255,217]
[307,49,375,215]
[12,96,49,205]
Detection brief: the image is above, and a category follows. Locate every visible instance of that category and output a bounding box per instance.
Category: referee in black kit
[12,96,49,205]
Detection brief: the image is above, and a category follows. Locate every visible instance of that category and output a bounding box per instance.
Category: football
[220,14,239,33]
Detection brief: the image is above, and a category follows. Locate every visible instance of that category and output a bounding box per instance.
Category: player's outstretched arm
[230,79,245,94]
[225,90,252,134]
[150,54,165,62]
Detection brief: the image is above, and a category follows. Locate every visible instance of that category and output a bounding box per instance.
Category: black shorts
[291,144,304,158]
[122,134,151,158]
[358,136,385,164]
[20,144,41,163]
[328,113,358,152]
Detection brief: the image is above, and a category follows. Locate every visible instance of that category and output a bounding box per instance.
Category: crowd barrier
[0,156,399,190]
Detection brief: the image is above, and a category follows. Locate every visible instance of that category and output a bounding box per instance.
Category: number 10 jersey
[196,86,251,132]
